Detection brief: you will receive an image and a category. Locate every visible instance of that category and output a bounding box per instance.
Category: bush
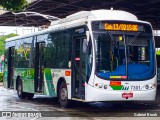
[0,73,3,82]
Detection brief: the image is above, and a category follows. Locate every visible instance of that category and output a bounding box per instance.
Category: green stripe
[110,85,123,90]
[44,69,56,96]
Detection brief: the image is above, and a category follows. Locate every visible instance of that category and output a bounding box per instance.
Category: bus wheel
[17,79,26,99]
[59,81,71,108]
[26,93,34,100]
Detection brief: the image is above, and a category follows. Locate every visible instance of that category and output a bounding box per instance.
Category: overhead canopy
[0,0,160,29]
[0,11,58,27]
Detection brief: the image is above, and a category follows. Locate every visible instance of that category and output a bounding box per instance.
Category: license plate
[122,93,133,98]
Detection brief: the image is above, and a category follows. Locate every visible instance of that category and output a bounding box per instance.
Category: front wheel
[59,81,72,108]
[17,79,26,99]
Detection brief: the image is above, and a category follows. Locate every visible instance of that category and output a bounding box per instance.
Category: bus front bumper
[85,85,156,102]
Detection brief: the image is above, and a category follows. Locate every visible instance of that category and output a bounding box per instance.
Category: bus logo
[110,81,123,90]
[121,86,129,90]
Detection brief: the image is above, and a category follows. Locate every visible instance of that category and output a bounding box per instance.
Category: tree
[0,0,28,11]
[0,33,18,56]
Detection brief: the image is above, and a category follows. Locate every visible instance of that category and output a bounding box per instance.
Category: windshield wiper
[108,31,118,48]
[128,32,141,46]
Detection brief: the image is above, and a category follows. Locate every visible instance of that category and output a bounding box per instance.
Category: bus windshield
[92,22,155,80]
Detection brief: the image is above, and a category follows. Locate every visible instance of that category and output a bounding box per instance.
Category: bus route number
[131,86,141,90]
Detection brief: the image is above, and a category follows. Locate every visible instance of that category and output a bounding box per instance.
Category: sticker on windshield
[110,76,127,79]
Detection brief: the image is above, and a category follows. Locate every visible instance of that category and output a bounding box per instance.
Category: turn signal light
[65,71,71,76]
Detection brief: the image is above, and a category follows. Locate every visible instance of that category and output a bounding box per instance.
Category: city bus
[3,9,157,108]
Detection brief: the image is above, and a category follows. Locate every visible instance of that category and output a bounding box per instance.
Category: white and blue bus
[4,9,157,108]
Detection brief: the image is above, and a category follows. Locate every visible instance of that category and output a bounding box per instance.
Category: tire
[26,93,34,100]
[59,81,72,108]
[17,79,26,99]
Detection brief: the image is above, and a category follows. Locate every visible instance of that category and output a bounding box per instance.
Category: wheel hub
[60,88,67,101]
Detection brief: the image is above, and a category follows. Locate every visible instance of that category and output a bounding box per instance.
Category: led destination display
[104,23,138,31]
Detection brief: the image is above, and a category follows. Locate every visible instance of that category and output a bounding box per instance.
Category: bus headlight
[145,84,156,90]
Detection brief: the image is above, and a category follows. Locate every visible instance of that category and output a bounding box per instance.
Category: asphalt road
[0,84,160,120]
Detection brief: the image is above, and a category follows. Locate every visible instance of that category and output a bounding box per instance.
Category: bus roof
[50,9,138,27]
[6,9,150,42]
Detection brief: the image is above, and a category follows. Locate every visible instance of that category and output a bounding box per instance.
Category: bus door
[7,47,15,89]
[72,36,87,99]
[35,42,45,93]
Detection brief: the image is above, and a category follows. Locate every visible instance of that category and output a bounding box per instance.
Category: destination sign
[104,23,138,31]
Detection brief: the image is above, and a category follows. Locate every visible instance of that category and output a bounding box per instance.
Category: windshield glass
[92,21,155,80]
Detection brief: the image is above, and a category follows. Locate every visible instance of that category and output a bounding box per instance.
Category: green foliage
[0,0,28,11]
[0,73,3,82]
[0,33,18,56]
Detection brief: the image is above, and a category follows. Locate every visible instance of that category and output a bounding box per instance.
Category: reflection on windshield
[94,31,154,80]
